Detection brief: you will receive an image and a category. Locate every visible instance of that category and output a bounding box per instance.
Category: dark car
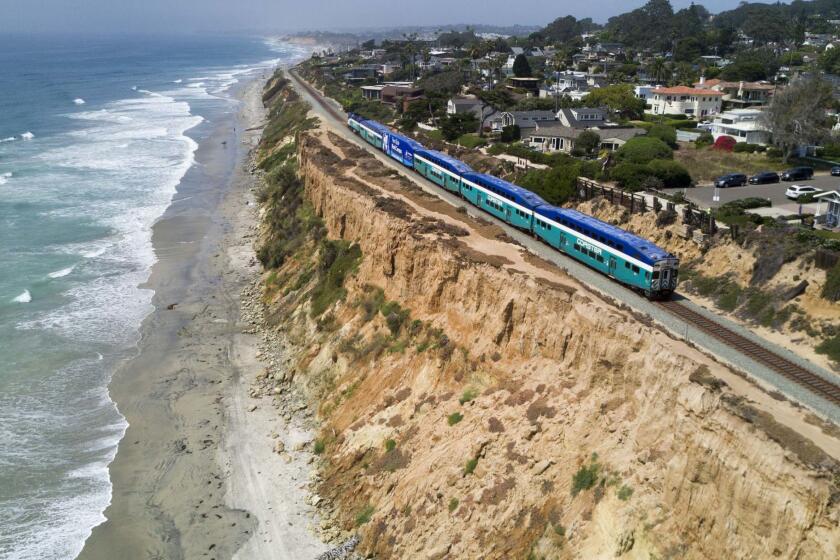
[781,166,814,181]
[748,171,780,185]
[714,173,747,188]
[831,166,840,177]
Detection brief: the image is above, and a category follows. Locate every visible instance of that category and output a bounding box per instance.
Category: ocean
[0,34,309,559]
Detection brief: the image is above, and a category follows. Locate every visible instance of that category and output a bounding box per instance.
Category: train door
[661,268,671,289]
[505,207,512,223]
[609,257,617,278]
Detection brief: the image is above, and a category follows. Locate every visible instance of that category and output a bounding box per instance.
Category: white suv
[785,185,821,200]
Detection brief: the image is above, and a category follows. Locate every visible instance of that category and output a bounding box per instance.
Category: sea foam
[12,290,32,303]
[74,98,86,105]
[48,266,75,279]
[21,131,34,140]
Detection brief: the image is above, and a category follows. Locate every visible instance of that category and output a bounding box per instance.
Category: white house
[710,109,771,145]
[815,191,840,228]
[649,86,723,118]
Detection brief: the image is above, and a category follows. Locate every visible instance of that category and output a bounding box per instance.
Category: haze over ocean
[0,34,306,560]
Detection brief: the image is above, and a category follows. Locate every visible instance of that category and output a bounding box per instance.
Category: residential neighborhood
[299,0,840,233]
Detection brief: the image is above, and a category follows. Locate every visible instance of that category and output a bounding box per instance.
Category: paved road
[287,70,840,422]
[664,174,840,214]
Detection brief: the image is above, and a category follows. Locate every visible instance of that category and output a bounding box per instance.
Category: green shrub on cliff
[310,240,362,317]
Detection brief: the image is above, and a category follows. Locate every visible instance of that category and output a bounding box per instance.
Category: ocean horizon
[0,33,308,560]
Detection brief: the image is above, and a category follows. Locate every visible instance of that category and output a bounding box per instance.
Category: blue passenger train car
[382,131,423,168]
[346,114,679,298]
[347,113,384,149]
[533,207,679,297]
[414,149,473,193]
[461,172,546,230]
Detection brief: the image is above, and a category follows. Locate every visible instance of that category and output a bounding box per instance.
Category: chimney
[699,75,706,85]
[738,81,744,98]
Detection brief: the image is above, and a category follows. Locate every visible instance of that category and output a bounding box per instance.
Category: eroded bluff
[257,129,840,559]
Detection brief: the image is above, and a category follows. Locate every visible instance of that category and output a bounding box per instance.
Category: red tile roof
[652,86,724,96]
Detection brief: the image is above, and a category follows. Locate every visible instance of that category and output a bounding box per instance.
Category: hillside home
[486,110,557,133]
[710,109,771,145]
[694,77,774,108]
[556,107,610,128]
[446,97,498,121]
[526,123,643,153]
[649,86,723,118]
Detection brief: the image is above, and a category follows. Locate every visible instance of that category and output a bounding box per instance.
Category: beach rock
[274,441,285,454]
[248,405,258,412]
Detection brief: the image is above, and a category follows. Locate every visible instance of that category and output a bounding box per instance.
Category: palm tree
[647,58,670,84]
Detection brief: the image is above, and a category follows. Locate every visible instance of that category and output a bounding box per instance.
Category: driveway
[663,174,840,215]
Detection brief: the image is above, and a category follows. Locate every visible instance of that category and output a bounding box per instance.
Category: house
[446,97,497,122]
[486,110,557,133]
[634,85,655,103]
[525,122,644,153]
[506,77,541,95]
[361,85,385,100]
[556,107,610,128]
[694,77,774,108]
[345,65,380,82]
[815,191,840,228]
[710,109,771,145]
[381,85,424,111]
[649,86,723,118]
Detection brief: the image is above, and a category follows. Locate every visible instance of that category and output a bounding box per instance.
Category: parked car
[785,185,822,200]
[714,173,747,188]
[831,166,840,177]
[748,171,780,185]
[781,166,814,181]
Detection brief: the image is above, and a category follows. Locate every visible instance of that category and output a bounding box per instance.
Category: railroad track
[658,300,840,405]
[289,70,840,410]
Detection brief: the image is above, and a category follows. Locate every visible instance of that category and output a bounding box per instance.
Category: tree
[820,46,840,75]
[646,58,671,84]
[472,86,515,136]
[440,113,478,142]
[616,136,673,164]
[763,75,834,162]
[513,54,532,78]
[573,130,601,157]
[584,84,646,120]
[648,124,677,148]
[713,136,737,151]
[500,125,521,142]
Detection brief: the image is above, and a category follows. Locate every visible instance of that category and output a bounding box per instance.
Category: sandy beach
[78,75,327,560]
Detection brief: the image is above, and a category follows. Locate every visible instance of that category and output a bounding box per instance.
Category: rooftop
[652,86,725,96]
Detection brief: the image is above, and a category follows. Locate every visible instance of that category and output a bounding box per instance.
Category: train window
[588,250,596,258]
[625,262,630,269]
[596,255,604,263]
[652,271,660,279]
[632,265,640,274]
[645,272,650,279]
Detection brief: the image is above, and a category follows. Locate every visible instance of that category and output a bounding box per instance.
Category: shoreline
[78,72,327,559]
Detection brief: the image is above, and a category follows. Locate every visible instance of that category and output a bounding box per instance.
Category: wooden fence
[575,177,718,235]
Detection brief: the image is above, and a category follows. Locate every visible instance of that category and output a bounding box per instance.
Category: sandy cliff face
[259,128,840,559]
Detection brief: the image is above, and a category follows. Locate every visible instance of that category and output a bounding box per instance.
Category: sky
[0,0,771,35]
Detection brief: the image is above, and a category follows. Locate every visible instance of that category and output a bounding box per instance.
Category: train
[347,113,679,299]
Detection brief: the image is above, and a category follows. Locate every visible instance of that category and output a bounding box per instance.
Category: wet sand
[78,76,327,560]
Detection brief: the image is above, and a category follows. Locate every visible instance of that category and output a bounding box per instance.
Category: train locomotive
[346,113,679,299]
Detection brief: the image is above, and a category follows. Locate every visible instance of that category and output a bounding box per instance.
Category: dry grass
[674,143,783,183]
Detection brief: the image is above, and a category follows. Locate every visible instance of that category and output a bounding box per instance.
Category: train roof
[462,172,547,210]
[360,118,391,137]
[414,148,474,175]
[536,206,673,264]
